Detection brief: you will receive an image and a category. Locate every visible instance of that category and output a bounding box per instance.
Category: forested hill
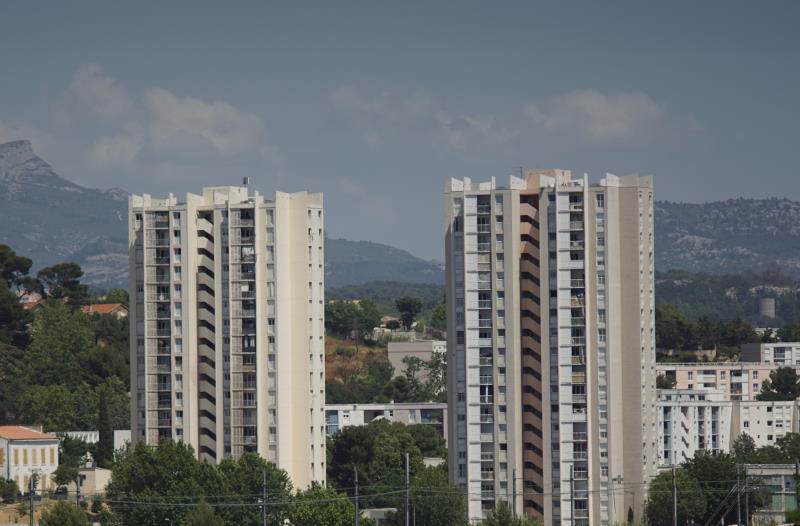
[655,269,800,324]
[654,198,800,276]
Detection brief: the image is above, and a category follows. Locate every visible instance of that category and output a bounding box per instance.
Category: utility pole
[737,464,741,526]
[744,465,749,526]
[28,476,33,526]
[354,467,360,526]
[512,468,517,518]
[262,469,267,526]
[405,453,410,526]
[672,466,677,526]
[76,473,80,507]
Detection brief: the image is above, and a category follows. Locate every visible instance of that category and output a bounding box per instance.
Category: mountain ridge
[1,139,799,288]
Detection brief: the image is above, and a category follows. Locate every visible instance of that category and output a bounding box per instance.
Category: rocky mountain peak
[0,139,41,181]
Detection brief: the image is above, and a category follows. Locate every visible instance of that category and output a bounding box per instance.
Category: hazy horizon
[2,1,798,259]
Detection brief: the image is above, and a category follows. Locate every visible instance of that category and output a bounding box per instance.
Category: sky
[1,1,799,260]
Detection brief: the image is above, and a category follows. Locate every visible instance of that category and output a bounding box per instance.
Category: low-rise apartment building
[657,390,800,466]
[741,342,800,365]
[325,403,447,443]
[656,363,777,400]
[0,426,59,493]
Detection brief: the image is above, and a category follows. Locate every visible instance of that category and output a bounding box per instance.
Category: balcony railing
[573,432,588,441]
[478,319,492,328]
[479,395,493,404]
[477,243,491,252]
[477,281,492,290]
[477,205,491,214]
[570,279,585,288]
[479,415,494,424]
[573,451,588,460]
[569,222,583,230]
[479,375,493,385]
[478,300,492,309]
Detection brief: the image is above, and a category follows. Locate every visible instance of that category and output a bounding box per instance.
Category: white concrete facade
[324,402,447,443]
[0,427,59,494]
[129,186,325,489]
[445,171,657,525]
[657,389,800,466]
[656,362,785,401]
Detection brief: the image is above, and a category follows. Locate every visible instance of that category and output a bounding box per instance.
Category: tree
[37,262,89,304]
[0,478,19,501]
[645,469,705,526]
[27,299,94,388]
[656,374,676,389]
[483,500,542,526]
[0,278,32,348]
[778,323,800,342]
[0,244,33,288]
[627,506,634,523]
[387,465,467,526]
[216,452,292,526]
[430,301,446,331]
[0,343,28,424]
[40,501,89,526]
[101,289,129,307]
[186,502,224,526]
[395,296,422,330]
[756,367,800,401]
[732,433,756,457]
[776,432,800,460]
[289,483,354,526]
[53,464,80,490]
[95,394,114,468]
[655,304,698,351]
[326,420,425,508]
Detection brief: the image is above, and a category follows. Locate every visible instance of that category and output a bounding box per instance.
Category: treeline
[655,267,800,324]
[645,433,800,526]
[326,281,445,322]
[326,351,446,404]
[0,244,129,467]
[655,303,800,359]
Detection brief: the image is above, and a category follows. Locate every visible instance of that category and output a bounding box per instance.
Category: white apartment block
[324,402,447,443]
[129,186,325,489]
[658,390,731,466]
[445,170,657,525]
[0,426,59,494]
[656,363,777,401]
[741,342,800,364]
[657,390,800,466]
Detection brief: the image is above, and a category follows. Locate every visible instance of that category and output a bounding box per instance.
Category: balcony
[477,224,491,233]
[478,300,492,309]
[569,202,583,211]
[240,272,256,280]
[569,241,584,250]
[155,311,170,319]
[155,329,171,337]
[479,395,494,404]
[573,469,588,480]
[477,205,491,214]
[154,220,170,228]
[570,337,586,345]
[570,317,585,326]
[152,274,170,283]
[569,222,583,230]
[572,394,587,403]
[157,419,172,427]
[573,451,588,460]
[479,357,493,366]
[480,471,495,480]
[573,432,588,441]
[477,281,492,290]
[480,433,494,442]
[570,279,585,288]
[151,237,170,246]
[478,319,492,328]
[477,243,491,252]
[479,375,493,385]
[154,256,170,265]
[574,509,589,519]
[480,452,494,461]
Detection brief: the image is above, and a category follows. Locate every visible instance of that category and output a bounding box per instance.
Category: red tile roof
[22,301,42,310]
[0,426,58,440]
[82,303,128,315]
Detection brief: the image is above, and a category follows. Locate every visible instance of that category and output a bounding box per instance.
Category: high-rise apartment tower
[129,186,326,489]
[445,170,657,525]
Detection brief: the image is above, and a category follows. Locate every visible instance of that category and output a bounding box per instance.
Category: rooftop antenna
[242,176,250,188]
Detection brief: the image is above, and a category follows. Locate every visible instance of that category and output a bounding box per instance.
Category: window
[596,194,605,209]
